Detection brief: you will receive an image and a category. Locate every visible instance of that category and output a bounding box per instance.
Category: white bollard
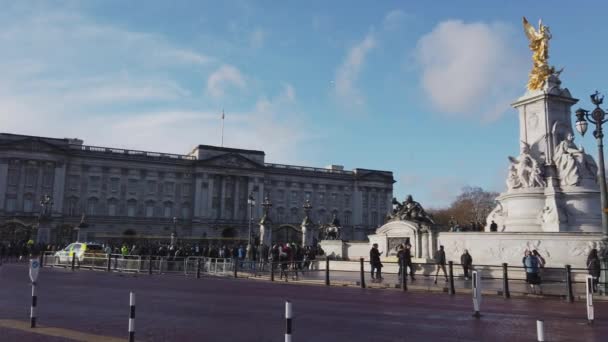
[536,320,545,341]
[129,292,136,342]
[586,275,594,324]
[285,300,293,342]
[472,270,482,318]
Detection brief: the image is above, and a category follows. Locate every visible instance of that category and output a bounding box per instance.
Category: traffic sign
[29,259,40,283]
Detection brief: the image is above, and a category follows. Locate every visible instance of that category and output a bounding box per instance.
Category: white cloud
[383,10,406,30]
[415,20,526,121]
[0,6,312,164]
[206,64,247,98]
[334,31,376,107]
[250,28,266,49]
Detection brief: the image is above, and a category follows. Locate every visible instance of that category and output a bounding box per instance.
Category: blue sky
[1,0,608,207]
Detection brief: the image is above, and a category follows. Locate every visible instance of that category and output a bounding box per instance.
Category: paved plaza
[0,263,607,341]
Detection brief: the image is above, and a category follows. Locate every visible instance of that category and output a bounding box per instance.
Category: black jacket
[370,248,381,265]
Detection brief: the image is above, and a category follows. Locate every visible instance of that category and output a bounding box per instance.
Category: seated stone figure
[553,133,598,186]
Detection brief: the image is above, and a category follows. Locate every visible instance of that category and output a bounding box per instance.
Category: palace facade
[0,133,394,245]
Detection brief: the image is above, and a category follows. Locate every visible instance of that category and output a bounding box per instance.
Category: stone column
[193,173,204,217]
[421,231,429,259]
[233,176,240,220]
[219,176,226,219]
[52,162,66,215]
[207,175,214,218]
[0,160,8,211]
[301,221,315,247]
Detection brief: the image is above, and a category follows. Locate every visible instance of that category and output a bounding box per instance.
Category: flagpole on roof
[221,109,225,147]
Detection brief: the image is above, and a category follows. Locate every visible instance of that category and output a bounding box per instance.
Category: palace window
[181,205,190,219]
[164,182,174,194]
[344,194,351,207]
[5,197,16,212]
[87,198,98,216]
[25,168,37,187]
[371,212,378,226]
[145,202,156,217]
[147,181,156,194]
[163,202,173,218]
[127,179,138,194]
[110,178,120,192]
[343,211,351,225]
[89,176,101,189]
[108,200,117,216]
[23,194,34,212]
[291,191,298,204]
[66,197,78,216]
[127,200,137,217]
[8,169,19,186]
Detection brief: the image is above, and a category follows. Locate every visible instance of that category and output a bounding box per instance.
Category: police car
[54,242,105,263]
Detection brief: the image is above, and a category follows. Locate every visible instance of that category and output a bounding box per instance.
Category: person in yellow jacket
[121,244,129,257]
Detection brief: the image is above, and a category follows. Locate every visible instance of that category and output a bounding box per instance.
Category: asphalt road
[0,263,607,341]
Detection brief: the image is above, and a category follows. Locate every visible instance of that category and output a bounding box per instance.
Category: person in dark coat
[587,248,601,292]
[434,245,448,284]
[404,244,415,280]
[460,249,473,280]
[369,243,383,281]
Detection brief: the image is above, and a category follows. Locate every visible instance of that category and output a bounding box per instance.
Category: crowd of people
[368,242,604,294]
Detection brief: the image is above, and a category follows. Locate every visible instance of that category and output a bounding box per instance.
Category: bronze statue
[387,195,434,224]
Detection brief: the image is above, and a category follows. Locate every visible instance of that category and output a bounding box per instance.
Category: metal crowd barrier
[39,252,608,299]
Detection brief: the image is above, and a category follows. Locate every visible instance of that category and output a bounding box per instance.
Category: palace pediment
[356,170,394,183]
[199,153,264,169]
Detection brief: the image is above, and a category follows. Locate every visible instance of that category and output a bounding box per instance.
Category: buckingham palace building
[0,133,394,245]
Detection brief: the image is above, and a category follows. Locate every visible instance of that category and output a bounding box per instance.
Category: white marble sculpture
[507,142,546,189]
[553,133,598,186]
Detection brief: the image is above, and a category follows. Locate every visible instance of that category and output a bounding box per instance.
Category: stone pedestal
[367,220,435,262]
[259,221,272,247]
[487,75,602,233]
[36,224,51,244]
[301,222,315,247]
[319,240,346,259]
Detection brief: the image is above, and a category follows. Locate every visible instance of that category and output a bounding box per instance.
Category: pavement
[1,263,607,341]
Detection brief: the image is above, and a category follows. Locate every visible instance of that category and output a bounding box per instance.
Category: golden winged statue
[523,17,557,91]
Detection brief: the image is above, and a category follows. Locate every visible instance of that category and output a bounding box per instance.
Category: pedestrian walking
[460,249,473,280]
[587,248,601,292]
[523,250,542,294]
[369,243,383,281]
[434,245,448,284]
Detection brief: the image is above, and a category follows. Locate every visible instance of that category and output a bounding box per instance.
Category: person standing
[523,250,542,294]
[490,220,498,232]
[404,243,415,281]
[397,244,405,278]
[434,245,448,284]
[587,248,601,293]
[369,243,383,281]
[460,249,473,280]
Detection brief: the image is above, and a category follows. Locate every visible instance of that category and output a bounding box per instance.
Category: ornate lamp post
[247,192,256,259]
[574,91,608,236]
[261,196,273,245]
[575,91,608,294]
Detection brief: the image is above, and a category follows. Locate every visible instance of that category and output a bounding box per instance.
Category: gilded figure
[522,17,558,90]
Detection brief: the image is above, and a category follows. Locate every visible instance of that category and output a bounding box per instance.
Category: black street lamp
[575,91,608,294]
[247,192,256,259]
[574,91,608,237]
